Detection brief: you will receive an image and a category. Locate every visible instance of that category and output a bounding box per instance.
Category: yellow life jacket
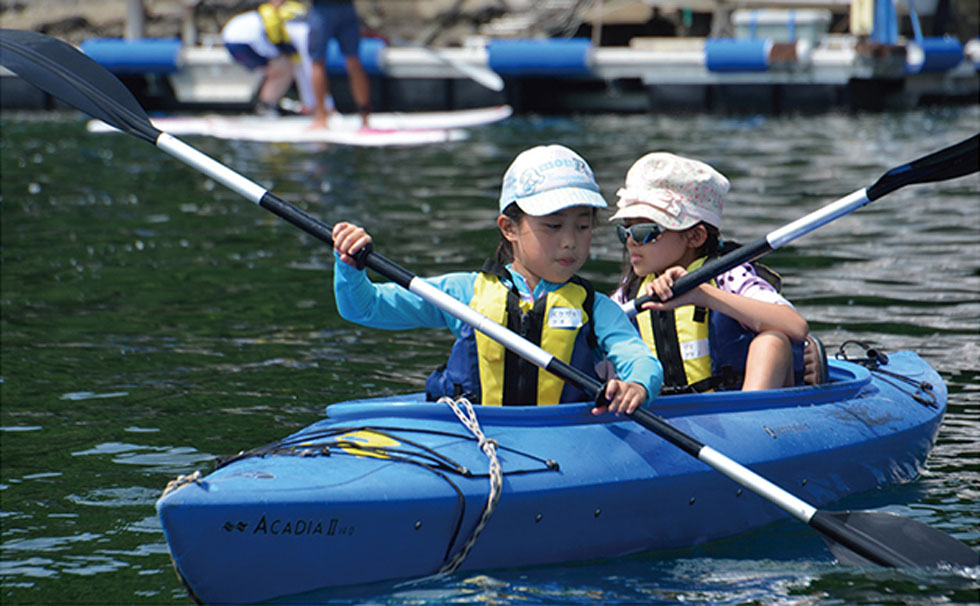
[425,262,599,406]
[258,2,307,46]
[631,250,804,393]
[634,257,715,392]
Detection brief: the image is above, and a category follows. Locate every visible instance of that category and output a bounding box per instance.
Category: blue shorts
[308,2,361,61]
[225,43,268,70]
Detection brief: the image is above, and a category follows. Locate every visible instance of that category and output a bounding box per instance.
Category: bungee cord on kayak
[212,424,559,476]
[835,341,938,408]
[197,419,554,572]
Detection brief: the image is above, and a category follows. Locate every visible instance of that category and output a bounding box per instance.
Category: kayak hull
[157,351,946,603]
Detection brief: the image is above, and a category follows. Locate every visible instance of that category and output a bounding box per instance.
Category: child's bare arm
[642,267,809,343]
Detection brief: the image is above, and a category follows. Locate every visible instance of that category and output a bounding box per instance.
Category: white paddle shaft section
[408,278,553,368]
[767,188,870,250]
[699,446,818,523]
[430,51,505,91]
[156,133,268,204]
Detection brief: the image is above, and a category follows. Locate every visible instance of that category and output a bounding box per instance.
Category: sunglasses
[616,222,666,245]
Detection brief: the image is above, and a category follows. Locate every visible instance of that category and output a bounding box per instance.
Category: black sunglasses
[616,222,666,245]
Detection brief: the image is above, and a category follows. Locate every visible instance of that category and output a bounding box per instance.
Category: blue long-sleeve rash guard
[333,254,664,405]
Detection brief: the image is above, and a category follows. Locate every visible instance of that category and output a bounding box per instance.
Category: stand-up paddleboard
[87,105,513,146]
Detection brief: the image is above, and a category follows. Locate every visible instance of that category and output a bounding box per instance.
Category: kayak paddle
[2,28,976,570]
[398,40,505,92]
[619,133,979,316]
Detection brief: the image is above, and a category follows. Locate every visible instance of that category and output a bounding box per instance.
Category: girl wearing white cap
[332,145,662,414]
[610,152,809,393]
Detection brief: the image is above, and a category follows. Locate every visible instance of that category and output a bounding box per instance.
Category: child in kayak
[609,152,809,393]
[332,145,662,414]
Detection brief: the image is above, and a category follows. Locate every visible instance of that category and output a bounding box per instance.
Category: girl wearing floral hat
[333,145,662,414]
[610,152,809,393]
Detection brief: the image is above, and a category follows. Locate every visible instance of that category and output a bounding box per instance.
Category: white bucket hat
[499,145,607,216]
[609,152,729,230]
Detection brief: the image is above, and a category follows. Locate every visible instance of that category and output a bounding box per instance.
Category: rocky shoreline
[0,1,503,47]
[0,0,980,53]
[3,0,978,49]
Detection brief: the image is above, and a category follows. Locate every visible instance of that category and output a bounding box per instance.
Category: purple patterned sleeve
[715,263,792,306]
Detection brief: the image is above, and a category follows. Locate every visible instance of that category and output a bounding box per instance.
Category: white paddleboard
[87,105,512,147]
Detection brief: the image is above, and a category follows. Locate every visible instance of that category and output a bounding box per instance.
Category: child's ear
[685,225,708,248]
[497,214,519,242]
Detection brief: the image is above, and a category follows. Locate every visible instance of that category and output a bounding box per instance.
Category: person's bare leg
[311,60,331,128]
[741,330,795,391]
[259,56,294,106]
[345,56,370,127]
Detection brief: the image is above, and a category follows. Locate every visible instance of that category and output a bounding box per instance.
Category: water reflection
[1,107,978,604]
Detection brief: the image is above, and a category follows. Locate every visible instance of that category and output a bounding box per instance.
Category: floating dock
[2,6,977,114]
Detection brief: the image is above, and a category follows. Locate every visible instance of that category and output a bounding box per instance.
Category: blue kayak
[157,351,946,603]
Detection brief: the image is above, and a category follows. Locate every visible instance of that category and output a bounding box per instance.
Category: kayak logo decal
[337,430,400,459]
[221,516,355,537]
[252,516,324,536]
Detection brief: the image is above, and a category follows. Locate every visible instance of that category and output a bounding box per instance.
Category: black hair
[495,203,525,265]
[616,222,721,298]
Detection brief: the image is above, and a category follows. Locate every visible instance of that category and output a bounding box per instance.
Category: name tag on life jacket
[680,338,710,361]
[548,307,582,329]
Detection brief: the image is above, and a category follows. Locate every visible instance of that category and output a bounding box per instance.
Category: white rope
[161,470,203,498]
[437,395,503,574]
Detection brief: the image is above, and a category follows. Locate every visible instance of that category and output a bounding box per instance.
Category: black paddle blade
[0,29,160,144]
[819,510,979,568]
[867,133,979,201]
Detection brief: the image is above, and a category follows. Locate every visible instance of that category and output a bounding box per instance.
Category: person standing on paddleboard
[309,0,371,129]
[610,152,810,394]
[331,145,662,415]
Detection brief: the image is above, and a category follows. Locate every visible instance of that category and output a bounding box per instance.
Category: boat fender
[80,38,181,75]
[705,38,771,73]
[487,38,592,78]
[906,37,964,74]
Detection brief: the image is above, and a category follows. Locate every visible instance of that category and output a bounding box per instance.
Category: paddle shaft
[419,46,504,91]
[619,188,868,315]
[621,134,979,316]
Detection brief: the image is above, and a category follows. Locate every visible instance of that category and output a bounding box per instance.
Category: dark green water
[2,107,978,604]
